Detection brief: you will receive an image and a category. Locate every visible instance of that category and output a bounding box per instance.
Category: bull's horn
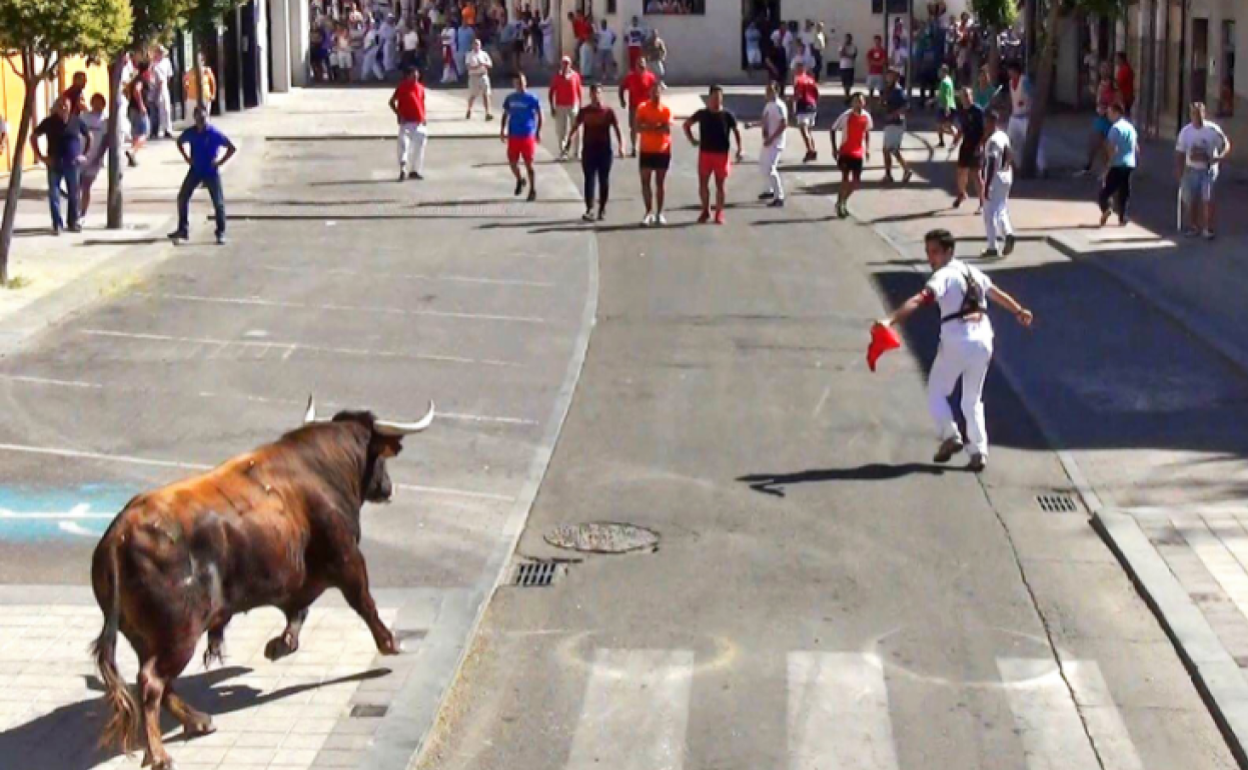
[374,401,436,436]
[304,395,317,424]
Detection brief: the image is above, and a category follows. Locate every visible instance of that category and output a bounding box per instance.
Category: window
[644,0,705,15]
[607,0,617,13]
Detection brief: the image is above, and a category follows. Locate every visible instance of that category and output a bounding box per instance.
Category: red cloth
[867,46,887,75]
[507,136,536,164]
[793,73,819,110]
[393,80,426,123]
[573,17,592,42]
[839,112,871,158]
[621,69,658,108]
[550,71,583,107]
[1116,63,1135,105]
[867,323,902,372]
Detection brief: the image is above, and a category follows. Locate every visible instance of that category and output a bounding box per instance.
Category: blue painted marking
[0,485,138,542]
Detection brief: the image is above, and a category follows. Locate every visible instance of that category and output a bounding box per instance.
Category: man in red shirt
[830,92,872,218]
[792,62,820,162]
[550,56,584,161]
[619,58,657,157]
[866,36,887,103]
[389,66,428,180]
[1115,52,1135,116]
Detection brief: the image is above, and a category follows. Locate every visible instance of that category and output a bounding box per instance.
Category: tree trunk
[106,54,125,230]
[1021,0,1063,178]
[0,74,40,286]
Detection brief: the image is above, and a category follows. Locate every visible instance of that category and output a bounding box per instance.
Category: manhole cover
[544,522,660,554]
[514,560,560,587]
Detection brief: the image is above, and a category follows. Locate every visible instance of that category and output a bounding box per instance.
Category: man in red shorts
[619,57,657,157]
[830,91,872,218]
[683,85,743,224]
[500,73,543,201]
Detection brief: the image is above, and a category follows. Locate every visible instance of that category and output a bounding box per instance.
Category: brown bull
[90,398,434,769]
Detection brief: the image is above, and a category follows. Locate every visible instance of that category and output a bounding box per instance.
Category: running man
[751,81,787,207]
[634,82,672,226]
[465,39,494,121]
[980,109,1015,257]
[881,68,912,184]
[792,61,820,163]
[168,106,236,246]
[830,92,872,219]
[564,83,624,222]
[935,64,956,148]
[501,73,542,201]
[619,57,657,156]
[949,87,985,210]
[550,56,583,160]
[683,84,743,225]
[390,66,428,180]
[1175,101,1232,239]
[1098,102,1138,227]
[876,228,1034,473]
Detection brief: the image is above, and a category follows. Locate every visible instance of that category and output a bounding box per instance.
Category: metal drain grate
[350,704,388,718]
[1037,493,1079,513]
[514,560,559,587]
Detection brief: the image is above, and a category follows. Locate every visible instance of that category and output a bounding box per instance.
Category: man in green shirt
[936,64,956,148]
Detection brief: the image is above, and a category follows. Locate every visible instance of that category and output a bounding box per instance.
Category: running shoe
[642,213,654,227]
[758,191,775,200]
[902,169,913,184]
[952,194,965,209]
[167,230,187,243]
[582,210,596,222]
[980,248,1001,258]
[933,437,964,463]
[768,198,785,208]
[656,214,667,225]
[514,178,525,196]
[597,209,606,221]
[215,233,227,246]
[527,188,536,202]
[1003,234,1016,256]
[714,210,725,225]
[1203,229,1216,240]
[1100,208,1112,227]
[968,454,987,473]
[409,171,423,180]
[697,209,710,224]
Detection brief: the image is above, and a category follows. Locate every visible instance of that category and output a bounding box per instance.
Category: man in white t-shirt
[465,39,494,121]
[980,109,1015,258]
[877,228,1034,472]
[152,47,175,139]
[751,81,788,206]
[1175,101,1232,239]
[624,16,647,71]
[596,20,618,82]
[78,93,112,219]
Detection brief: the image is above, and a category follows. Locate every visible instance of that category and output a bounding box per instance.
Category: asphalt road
[415,91,1238,769]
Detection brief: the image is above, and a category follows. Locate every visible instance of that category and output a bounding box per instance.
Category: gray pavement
[0,87,594,770]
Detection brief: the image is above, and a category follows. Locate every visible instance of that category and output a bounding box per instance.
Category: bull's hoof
[202,644,225,669]
[142,753,174,769]
[378,634,400,656]
[264,634,297,661]
[184,718,216,738]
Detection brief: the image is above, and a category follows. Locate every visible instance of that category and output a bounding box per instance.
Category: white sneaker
[642,213,654,227]
[656,214,667,226]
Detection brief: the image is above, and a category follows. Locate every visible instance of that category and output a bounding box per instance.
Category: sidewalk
[818,106,1248,764]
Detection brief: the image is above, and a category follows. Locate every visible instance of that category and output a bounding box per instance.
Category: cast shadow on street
[738,463,950,497]
[0,665,390,770]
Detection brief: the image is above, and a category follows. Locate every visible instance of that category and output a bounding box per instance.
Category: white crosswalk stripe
[787,652,900,770]
[565,648,694,770]
[998,657,1143,770]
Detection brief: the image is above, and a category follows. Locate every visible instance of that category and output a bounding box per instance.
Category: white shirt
[625,25,646,47]
[839,43,857,70]
[761,99,788,149]
[403,29,418,50]
[984,128,1013,182]
[153,58,173,90]
[926,259,995,343]
[80,112,108,170]
[597,27,616,49]
[1176,122,1228,169]
[440,26,454,49]
[466,49,492,77]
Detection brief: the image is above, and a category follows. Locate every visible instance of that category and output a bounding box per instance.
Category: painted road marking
[0,373,539,427]
[81,329,520,367]
[135,292,549,324]
[0,488,138,541]
[1171,513,1248,624]
[259,264,557,288]
[788,652,900,770]
[0,444,512,503]
[998,657,1108,770]
[1064,660,1145,770]
[566,649,693,770]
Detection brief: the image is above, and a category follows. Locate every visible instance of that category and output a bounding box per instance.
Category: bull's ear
[375,435,404,459]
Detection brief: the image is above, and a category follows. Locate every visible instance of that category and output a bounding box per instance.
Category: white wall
[269,0,293,92]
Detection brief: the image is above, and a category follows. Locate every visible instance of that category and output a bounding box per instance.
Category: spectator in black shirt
[32,96,92,234]
[683,85,743,225]
[949,87,985,210]
[564,83,625,222]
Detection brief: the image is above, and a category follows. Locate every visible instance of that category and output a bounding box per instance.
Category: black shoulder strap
[940,265,987,324]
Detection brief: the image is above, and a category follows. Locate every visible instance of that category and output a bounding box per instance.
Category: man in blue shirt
[32,96,91,234]
[169,107,236,245]
[500,73,542,201]
[1098,102,1138,227]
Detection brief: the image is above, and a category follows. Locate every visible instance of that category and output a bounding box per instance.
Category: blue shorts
[1094,114,1112,137]
[1183,166,1219,203]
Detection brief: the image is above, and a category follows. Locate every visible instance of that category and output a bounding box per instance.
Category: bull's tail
[91,538,141,754]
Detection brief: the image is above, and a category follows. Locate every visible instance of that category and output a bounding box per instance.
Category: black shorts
[639,152,671,171]
[938,107,953,122]
[956,145,982,169]
[838,154,864,175]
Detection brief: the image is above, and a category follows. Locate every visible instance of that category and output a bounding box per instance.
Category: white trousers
[760,144,784,199]
[554,106,578,157]
[156,87,172,136]
[1007,115,1045,173]
[983,174,1013,251]
[398,123,428,174]
[928,336,994,457]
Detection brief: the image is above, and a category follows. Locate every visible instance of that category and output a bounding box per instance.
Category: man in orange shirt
[619,58,657,156]
[830,92,872,218]
[550,56,583,160]
[634,82,671,226]
[462,1,477,27]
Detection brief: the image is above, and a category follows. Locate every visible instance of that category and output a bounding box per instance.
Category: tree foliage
[971,0,1019,33]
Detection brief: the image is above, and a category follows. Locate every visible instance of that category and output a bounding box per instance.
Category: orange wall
[1,55,110,173]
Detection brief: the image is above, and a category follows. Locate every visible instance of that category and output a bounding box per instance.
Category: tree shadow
[738,463,951,497]
[0,665,390,769]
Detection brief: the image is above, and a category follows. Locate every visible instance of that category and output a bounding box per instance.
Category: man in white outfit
[363,23,386,80]
[465,39,494,121]
[877,228,1034,472]
[380,15,399,73]
[981,109,1015,258]
[152,46,175,139]
[754,81,787,207]
[1006,62,1044,174]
